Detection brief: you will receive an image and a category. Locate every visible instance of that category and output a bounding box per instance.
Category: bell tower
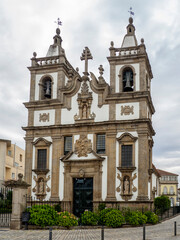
[107,17,155,202]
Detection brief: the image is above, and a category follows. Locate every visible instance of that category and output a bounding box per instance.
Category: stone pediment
[60,150,105,162]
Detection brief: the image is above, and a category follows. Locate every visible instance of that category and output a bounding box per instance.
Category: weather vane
[128,7,134,17]
[54,18,62,28]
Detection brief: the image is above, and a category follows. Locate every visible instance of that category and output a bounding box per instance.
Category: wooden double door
[73,178,93,217]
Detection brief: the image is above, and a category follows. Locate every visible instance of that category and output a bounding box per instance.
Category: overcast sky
[0,0,180,177]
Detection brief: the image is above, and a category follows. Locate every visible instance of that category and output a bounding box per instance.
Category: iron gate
[0,187,12,227]
[73,178,93,217]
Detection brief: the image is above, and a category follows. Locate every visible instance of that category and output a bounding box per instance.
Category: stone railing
[31,56,60,66]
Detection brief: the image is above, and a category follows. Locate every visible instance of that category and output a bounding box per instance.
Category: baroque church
[23,17,157,216]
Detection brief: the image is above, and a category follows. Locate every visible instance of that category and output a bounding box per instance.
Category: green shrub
[81,211,98,226]
[54,204,61,212]
[98,203,106,211]
[104,209,125,228]
[27,205,58,227]
[144,211,158,224]
[154,196,171,214]
[57,211,78,228]
[98,208,113,225]
[125,211,147,226]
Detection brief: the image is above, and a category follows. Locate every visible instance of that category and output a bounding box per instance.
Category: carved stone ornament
[79,169,85,177]
[74,80,96,122]
[32,174,50,200]
[121,106,134,116]
[74,135,92,157]
[39,113,49,122]
[116,172,137,201]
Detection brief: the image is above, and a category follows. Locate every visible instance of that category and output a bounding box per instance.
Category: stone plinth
[4,173,30,230]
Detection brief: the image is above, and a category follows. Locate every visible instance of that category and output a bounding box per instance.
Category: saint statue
[124,178,129,195]
[82,105,87,119]
[39,179,44,194]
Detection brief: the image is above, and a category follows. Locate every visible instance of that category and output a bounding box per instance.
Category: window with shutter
[64,136,72,155]
[96,134,105,154]
[121,145,132,167]
[37,149,47,169]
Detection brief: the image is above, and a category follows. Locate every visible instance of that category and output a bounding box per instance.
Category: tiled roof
[152,164,161,177]
[157,169,178,177]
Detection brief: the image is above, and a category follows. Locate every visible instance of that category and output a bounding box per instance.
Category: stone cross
[80,47,93,75]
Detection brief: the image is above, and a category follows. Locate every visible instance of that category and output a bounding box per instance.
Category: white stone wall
[116,102,139,120]
[34,109,55,126]
[61,82,109,124]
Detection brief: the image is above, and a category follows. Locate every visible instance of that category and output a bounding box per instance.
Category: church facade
[23,18,156,215]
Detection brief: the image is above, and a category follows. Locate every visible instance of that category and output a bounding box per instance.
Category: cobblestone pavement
[1,214,180,240]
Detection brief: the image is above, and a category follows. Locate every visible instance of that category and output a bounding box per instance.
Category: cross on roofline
[80,47,93,75]
[54,18,62,28]
[128,7,134,17]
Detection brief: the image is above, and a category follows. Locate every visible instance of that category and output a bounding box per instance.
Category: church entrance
[73,178,93,217]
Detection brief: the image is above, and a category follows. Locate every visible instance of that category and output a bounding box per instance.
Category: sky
[0,0,180,177]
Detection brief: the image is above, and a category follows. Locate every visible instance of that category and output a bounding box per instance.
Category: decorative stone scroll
[74,135,92,157]
[121,106,134,115]
[116,172,137,201]
[39,113,50,122]
[32,173,50,200]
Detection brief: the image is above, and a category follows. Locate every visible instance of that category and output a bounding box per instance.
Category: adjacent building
[157,169,178,206]
[23,17,156,215]
[0,139,25,187]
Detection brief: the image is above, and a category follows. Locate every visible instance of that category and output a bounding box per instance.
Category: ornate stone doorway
[73,178,93,217]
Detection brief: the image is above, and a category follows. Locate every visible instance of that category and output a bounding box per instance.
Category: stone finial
[110,41,114,47]
[56,28,60,35]
[141,38,144,44]
[98,65,104,77]
[17,173,23,182]
[98,65,106,84]
[33,52,37,58]
[129,17,133,24]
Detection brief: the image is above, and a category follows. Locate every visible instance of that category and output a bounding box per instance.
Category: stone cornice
[22,118,155,136]
[23,99,63,108]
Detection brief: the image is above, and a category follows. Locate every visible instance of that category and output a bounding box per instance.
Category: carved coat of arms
[74,135,92,157]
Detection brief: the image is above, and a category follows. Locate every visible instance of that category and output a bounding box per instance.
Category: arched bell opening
[42,77,52,99]
[122,68,134,92]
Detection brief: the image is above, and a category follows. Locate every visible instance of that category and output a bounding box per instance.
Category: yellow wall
[160,184,178,206]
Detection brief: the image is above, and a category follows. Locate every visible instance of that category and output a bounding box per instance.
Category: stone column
[24,137,33,196]
[105,133,117,201]
[50,137,61,200]
[4,174,30,230]
[136,132,149,200]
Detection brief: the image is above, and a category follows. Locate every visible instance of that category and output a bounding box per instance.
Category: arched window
[41,77,52,99]
[122,68,133,92]
[170,186,174,195]
[163,186,168,195]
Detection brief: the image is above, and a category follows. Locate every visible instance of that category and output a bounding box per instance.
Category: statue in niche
[82,105,87,119]
[38,179,44,194]
[124,177,129,195]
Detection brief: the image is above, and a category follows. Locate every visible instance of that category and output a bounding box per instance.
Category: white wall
[102,156,107,201]
[61,81,109,124]
[115,63,140,93]
[59,160,64,201]
[116,102,139,120]
[34,109,55,126]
